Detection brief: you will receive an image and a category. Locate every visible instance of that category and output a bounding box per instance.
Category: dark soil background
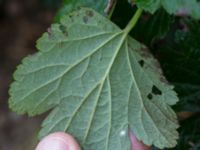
[0,0,57,149]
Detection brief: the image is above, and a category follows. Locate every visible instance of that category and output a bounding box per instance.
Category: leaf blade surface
[9,8,179,149]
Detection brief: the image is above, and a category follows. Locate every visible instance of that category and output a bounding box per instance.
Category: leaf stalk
[124,8,143,34]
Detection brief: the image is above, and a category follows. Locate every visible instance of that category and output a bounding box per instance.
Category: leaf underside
[135,0,200,19]
[9,8,179,149]
[56,0,108,21]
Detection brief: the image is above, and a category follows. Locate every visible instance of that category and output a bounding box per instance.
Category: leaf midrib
[46,31,127,141]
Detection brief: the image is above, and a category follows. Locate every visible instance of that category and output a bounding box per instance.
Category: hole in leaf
[147,93,153,100]
[59,25,68,36]
[138,60,144,67]
[152,85,162,95]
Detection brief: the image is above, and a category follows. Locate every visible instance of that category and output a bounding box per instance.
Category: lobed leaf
[9,8,179,149]
[134,0,200,19]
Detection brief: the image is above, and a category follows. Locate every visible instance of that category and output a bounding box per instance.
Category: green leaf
[63,0,108,14]
[134,0,200,19]
[55,0,109,21]
[9,8,179,149]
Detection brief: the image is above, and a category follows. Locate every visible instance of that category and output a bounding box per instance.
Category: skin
[36,132,151,150]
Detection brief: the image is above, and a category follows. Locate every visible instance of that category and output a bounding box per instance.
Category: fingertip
[36,132,81,150]
[129,132,151,150]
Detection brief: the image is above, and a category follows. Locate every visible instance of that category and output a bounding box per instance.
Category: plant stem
[108,0,117,19]
[124,8,143,34]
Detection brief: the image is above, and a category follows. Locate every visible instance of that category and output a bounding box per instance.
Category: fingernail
[36,132,80,150]
[129,131,150,150]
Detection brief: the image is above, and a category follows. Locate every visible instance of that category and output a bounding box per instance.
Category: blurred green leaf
[132,9,174,45]
[133,0,200,19]
[174,83,200,112]
[155,19,200,112]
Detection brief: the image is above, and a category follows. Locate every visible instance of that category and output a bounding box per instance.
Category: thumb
[36,132,81,150]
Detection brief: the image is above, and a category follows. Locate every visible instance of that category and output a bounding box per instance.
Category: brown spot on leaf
[160,76,169,84]
[153,60,162,73]
[85,10,94,17]
[47,28,53,39]
[152,85,162,95]
[140,47,152,58]
[104,0,116,15]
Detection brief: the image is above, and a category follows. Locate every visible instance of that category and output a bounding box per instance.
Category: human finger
[35,132,81,150]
